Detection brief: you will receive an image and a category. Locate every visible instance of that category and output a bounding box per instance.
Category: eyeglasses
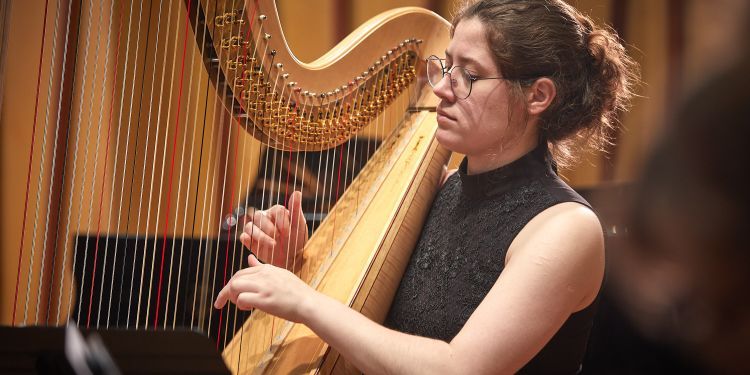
[425,55,507,100]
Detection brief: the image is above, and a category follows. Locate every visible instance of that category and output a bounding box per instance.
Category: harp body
[1,0,451,373]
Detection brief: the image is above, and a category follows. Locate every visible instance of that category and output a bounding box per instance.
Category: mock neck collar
[457,142,557,198]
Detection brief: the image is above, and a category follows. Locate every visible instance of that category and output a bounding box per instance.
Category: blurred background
[2,0,748,373]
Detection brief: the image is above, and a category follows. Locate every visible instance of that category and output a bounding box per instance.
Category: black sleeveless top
[385,143,598,374]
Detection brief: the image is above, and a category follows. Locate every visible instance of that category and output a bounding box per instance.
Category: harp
[1,0,451,373]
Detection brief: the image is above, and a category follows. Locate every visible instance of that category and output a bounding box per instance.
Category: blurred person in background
[623,50,750,373]
[583,2,750,373]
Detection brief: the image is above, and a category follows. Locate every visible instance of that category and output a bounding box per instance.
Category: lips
[436,108,455,122]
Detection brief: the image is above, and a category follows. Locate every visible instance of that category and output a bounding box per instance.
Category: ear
[525,77,556,116]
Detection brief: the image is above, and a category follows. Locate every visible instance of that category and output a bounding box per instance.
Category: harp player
[215,0,638,373]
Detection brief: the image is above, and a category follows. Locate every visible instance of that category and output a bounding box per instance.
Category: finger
[244,220,276,246]
[236,292,258,311]
[217,280,242,309]
[228,278,261,297]
[248,254,262,267]
[289,191,307,233]
[267,204,290,233]
[214,273,263,309]
[248,223,277,258]
[250,210,278,239]
[288,191,308,257]
[214,286,230,309]
[239,228,274,254]
[231,264,264,278]
[239,232,252,250]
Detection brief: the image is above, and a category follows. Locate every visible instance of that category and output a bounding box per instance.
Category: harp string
[120,0,155,329]
[188,0,218,334]
[52,0,81,326]
[194,0,229,334]
[67,0,102,328]
[315,96,332,252]
[131,0,170,330]
[31,0,55,327]
[187,0,219,333]
[13,0,50,327]
[189,0,218,331]
[210,0,238,345]
[309,96,333,237]
[359,75,374,218]
[212,0,255,345]
[291,94,308,277]
[268,61,286,264]
[38,0,64,326]
[111,2,151,327]
[232,3,263,368]
[152,0,194,330]
[143,0,180,330]
[228,52,253,374]
[94,0,124,329]
[279,81,300,272]
[297,92,316,283]
[341,91,358,239]
[78,0,110,329]
[109,0,149,329]
[232,5,287,350]
[169,0,209,331]
[235,1,263,370]
[265,58,288,346]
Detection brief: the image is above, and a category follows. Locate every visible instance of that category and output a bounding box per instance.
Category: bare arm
[215,202,604,374]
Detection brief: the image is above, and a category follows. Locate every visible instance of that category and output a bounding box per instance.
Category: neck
[465,136,540,175]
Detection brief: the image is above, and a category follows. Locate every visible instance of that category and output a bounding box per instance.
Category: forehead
[447,18,494,67]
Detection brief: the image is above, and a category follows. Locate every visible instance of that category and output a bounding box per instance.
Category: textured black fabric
[385,143,598,374]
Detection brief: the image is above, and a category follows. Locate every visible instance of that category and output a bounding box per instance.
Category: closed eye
[464,68,480,80]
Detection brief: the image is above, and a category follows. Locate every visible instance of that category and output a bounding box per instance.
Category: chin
[435,129,468,154]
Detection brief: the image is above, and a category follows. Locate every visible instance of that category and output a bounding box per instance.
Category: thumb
[248,253,262,267]
[289,191,306,229]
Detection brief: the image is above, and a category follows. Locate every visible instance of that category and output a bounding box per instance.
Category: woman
[214,0,637,373]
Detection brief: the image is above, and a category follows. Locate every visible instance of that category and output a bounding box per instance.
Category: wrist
[296,287,323,325]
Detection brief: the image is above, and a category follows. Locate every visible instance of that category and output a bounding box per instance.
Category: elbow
[436,342,476,375]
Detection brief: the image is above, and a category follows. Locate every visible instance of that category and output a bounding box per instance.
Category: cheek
[435,99,512,152]
[465,105,507,140]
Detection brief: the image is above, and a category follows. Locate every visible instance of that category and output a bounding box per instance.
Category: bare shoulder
[532,202,602,238]
[506,202,605,310]
[508,202,604,257]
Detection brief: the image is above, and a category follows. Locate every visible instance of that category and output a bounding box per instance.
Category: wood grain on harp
[4,0,450,373]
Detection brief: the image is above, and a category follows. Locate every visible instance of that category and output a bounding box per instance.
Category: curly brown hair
[452,0,639,167]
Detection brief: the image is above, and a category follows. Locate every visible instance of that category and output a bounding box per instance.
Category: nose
[432,73,456,102]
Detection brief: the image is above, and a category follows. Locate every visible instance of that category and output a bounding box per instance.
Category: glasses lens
[452,67,471,99]
[425,57,472,99]
[426,56,444,88]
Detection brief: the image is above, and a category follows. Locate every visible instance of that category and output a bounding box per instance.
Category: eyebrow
[444,50,482,71]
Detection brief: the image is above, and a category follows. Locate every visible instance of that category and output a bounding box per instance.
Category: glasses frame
[425,55,508,100]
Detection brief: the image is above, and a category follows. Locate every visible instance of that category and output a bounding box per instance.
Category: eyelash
[443,64,478,80]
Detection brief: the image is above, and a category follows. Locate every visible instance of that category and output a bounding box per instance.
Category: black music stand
[0,325,229,374]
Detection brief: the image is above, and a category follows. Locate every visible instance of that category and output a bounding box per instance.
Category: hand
[213,254,315,323]
[240,191,308,271]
